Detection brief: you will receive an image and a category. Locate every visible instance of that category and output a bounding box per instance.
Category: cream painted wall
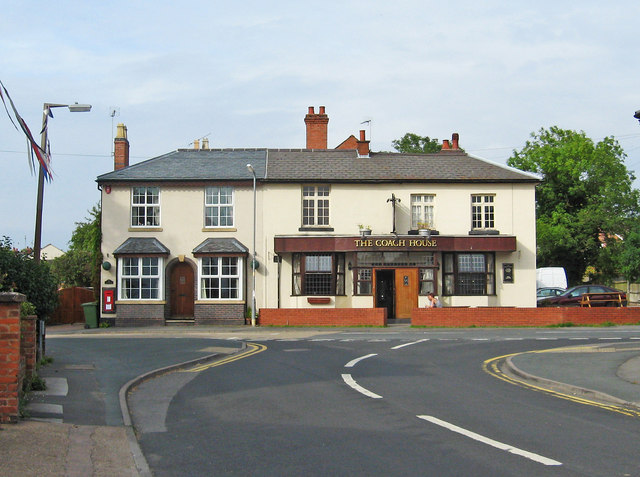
[259,182,537,309]
[101,178,537,316]
[101,183,260,306]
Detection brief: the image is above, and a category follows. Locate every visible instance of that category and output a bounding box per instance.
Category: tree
[507,126,639,285]
[0,237,58,319]
[49,204,102,295]
[392,133,442,153]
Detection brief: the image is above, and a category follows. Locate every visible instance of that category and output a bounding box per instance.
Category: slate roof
[113,238,170,255]
[265,150,539,183]
[97,148,538,184]
[97,149,267,182]
[193,238,248,254]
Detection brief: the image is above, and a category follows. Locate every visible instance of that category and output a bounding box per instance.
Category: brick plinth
[194,303,244,325]
[115,303,165,327]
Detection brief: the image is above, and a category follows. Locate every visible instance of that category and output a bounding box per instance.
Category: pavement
[1,323,639,476]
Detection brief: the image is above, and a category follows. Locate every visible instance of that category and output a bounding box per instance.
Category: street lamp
[33,102,91,263]
[246,163,257,327]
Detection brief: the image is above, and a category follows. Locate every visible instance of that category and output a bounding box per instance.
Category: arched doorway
[170,262,194,318]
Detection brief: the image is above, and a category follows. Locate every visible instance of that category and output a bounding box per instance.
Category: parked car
[536,287,566,302]
[537,285,627,307]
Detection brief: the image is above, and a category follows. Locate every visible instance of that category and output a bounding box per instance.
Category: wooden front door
[170,262,194,318]
[395,268,418,319]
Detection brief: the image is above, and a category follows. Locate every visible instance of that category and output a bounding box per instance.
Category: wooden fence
[49,287,95,324]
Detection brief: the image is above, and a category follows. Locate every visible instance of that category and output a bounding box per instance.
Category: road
[29,336,242,425]
[126,329,640,476]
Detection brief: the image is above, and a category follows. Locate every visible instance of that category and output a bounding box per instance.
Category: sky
[2,1,640,251]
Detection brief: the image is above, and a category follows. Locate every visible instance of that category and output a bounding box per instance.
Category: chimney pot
[308,106,315,114]
[442,139,450,150]
[451,133,459,150]
[319,106,325,114]
[194,139,200,150]
[116,123,127,139]
[202,137,209,149]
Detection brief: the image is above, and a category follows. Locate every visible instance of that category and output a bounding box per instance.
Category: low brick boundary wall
[259,308,387,326]
[0,292,37,423]
[411,306,640,327]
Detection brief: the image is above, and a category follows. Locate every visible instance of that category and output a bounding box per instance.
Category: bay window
[199,256,242,299]
[119,257,163,300]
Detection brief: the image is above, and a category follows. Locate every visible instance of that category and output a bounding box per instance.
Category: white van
[536,267,568,289]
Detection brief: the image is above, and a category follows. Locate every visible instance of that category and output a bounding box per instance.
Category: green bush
[20,301,37,317]
[0,237,58,320]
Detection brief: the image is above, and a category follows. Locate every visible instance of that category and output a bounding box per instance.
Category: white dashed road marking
[417,415,562,467]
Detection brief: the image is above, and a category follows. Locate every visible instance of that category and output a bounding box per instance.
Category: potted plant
[417,222,431,236]
[358,224,372,236]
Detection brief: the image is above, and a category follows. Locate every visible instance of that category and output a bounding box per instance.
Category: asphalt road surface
[129,331,640,476]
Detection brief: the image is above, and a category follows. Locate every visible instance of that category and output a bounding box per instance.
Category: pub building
[97,107,538,327]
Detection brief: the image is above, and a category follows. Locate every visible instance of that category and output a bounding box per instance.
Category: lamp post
[246,163,257,327]
[33,102,91,263]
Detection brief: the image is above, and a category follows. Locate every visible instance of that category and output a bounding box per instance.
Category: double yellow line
[184,342,267,372]
[483,351,640,418]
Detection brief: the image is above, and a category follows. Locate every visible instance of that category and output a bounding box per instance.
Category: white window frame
[302,185,330,227]
[411,194,435,229]
[471,194,495,230]
[198,256,244,300]
[118,256,164,300]
[204,186,235,228]
[131,187,160,227]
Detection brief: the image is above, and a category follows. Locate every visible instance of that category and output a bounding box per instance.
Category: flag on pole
[0,80,53,181]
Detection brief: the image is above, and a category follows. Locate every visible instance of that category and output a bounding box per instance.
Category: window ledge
[195,299,244,304]
[128,227,163,232]
[298,227,335,232]
[115,300,166,305]
[468,229,499,235]
[202,227,237,232]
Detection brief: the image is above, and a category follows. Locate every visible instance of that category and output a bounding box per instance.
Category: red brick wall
[259,308,387,326]
[411,307,640,327]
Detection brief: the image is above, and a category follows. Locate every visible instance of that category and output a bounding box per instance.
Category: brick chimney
[357,129,370,157]
[114,123,129,170]
[304,106,329,149]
